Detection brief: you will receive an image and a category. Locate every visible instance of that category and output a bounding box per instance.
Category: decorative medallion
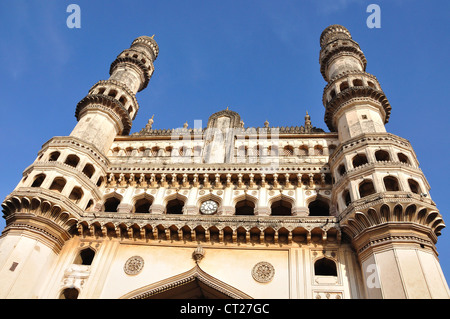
[124,256,144,276]
[192,245,205,264]
[199,190,206,195]
[252,262,275,283]
[216,190,223,195]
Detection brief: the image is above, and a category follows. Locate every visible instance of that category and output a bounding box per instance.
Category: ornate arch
[120,265,252,299]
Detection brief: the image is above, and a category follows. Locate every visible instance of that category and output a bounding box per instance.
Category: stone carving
[124,256,144,275]
[192,245,205,264]
[252,262,275,283]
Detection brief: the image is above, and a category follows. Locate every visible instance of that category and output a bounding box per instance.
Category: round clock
[200,200,218,215]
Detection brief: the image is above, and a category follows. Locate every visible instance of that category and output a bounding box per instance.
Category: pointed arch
[164,193,188,215]
[233,193,258,216]
[120,265,252,299]
[132,193,154,214]
[269,194,294,216]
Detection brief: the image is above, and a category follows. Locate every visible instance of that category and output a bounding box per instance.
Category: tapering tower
[0,36,158,298]
[72,35,158,153]
[320,25,448,298]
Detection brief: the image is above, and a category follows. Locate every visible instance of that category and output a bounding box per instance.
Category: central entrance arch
[120,265,252,299]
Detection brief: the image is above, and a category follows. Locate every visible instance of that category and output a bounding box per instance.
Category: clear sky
[1,0,449,285]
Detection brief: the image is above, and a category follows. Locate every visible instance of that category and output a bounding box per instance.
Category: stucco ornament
[124,256,145,275]
[252,262,275,283]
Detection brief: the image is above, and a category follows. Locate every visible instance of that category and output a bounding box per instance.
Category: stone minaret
[0,36,158,298]
[71,35,158,154]
[320,25,449,298]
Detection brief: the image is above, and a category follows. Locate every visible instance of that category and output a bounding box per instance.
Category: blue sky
[1,0,449,284]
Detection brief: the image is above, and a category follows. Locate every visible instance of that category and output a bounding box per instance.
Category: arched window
[342,190,351,207]
[31,174,46,187]
[375,150,390,162]
[49,177,66,193]
[352,153,368,168]
[85,199,94,211]
[308,199,330,216]
[314,145,324,156]
[398,153,410,164]
[271,199,292,216]
[103,197,121,212]
[82,163,95,179]
[96,176,104,187]
[73,247,95,266]
[384,176,400,191]
[48,151,60,161]
[235,199,255,216]
[314,258,337,276]
[119,96,127,105]
[359,180,376,198]
[353,79,363,87]
[339,81,349,92]
[283,146,294,156]
[298,145,308,156]
[408,179,421,194]
[151,147,160,156]
[97,87,106,95]
[65,154,80,168]
[108,89,118,98]
[69,187,84,203]
[338,164,346,176]
[59,288,79,300]
[134,197,152,213]
[166,198,184,214]
[330,89,336,99]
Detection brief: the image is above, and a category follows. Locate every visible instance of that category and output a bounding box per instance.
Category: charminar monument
[0,25,448,299]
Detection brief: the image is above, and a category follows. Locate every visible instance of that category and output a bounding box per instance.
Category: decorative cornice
[131,125,325,137]
[75,94,132,135]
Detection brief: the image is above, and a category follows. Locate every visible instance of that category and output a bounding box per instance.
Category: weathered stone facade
[0,26,448,299]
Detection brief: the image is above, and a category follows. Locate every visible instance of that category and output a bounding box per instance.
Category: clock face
[200,200,218,215]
